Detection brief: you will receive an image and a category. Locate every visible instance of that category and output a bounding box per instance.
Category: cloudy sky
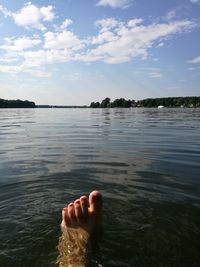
[0,0,200,105]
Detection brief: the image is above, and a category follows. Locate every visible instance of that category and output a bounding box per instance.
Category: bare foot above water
[61,190,102,235]
[58,191,103,267]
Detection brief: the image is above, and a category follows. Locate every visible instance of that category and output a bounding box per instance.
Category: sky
[0,0,200,105]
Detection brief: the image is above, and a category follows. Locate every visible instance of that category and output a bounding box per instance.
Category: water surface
[0,108,200,267]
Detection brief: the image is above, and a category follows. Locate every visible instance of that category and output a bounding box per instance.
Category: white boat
[158,105,164,109]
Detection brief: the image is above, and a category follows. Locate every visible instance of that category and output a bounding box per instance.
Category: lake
[0,108,200,267]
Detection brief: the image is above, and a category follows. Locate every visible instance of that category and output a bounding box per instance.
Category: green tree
[0,98,36,108]
[90,102,100,108]
[101,97,110,108]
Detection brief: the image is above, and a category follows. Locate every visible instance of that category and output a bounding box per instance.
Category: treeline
[138,96,200,107]
[0,98,36,108]
[90,96,200,108]
[90,98,136,108]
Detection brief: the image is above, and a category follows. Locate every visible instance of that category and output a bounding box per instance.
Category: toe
[62,207,67,220]
[68,203,77,225]
[61,207,70,228]
[74,199,84,223]
[80,196,88,219]
[89,191,102,213]
[62,207,71,227]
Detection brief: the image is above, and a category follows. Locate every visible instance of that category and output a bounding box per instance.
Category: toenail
[68,203,74,207]
[63,207,67,211]
[92,194,101,202]
[75,200,80,204]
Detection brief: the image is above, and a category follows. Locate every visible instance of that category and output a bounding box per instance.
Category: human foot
[58,191,102,267]
[61,190,102,237]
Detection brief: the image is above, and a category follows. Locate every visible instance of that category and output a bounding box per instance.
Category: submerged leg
[57,191,102,267]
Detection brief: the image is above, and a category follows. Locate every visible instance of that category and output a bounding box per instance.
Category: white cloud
[40,6,55,21]
[0,3,55,30]
[0,55,20,63]
[0,49,71,76]
[20,49,71,68]
[190,0,200,4]
[0,64,22,74]
[95,18,119,32]
[157,42,164,47]
[0,36,41,51]
[0,5,12,17]
[60,19,73,30]
[127,19,144,27]
[44,30,85,50]
[82,18,196,64]
[0,14,197,76]
[165,10,176,21]
[96,0,133,9]
[0,62,51,77]
[188,56,200,63]
[188,66,200,70]
[91,30,117,45]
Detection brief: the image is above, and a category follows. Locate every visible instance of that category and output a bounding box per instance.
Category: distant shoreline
[36,105,88,108]
[0,98,36,108]
[1,96,200,108]
[90,96,200,108]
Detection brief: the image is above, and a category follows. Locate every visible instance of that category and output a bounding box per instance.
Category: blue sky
[0,0,200,105]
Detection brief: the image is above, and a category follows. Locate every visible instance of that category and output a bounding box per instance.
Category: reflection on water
[0,108,200,267]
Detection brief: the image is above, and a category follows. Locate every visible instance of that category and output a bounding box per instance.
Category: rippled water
[0,108,200,267]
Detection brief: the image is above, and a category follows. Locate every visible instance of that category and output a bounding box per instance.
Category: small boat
[158,105,164,109]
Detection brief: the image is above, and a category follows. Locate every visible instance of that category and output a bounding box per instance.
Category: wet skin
[58,191,103,267]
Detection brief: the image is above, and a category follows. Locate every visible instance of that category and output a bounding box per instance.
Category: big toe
[61,207,70,228]
[89,191,102,214]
